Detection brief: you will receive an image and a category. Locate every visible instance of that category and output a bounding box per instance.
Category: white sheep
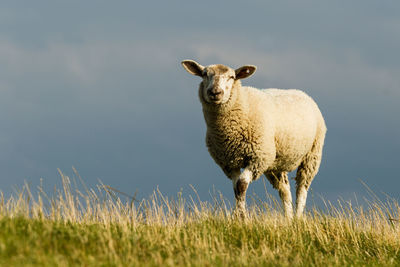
[181,60,326,218]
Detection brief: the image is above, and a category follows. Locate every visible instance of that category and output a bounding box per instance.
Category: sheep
[181,59,326,218]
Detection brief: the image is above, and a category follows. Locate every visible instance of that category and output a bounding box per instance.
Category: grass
[0,171,399,266]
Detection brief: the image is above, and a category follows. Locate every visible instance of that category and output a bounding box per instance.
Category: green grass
[0,171,399,266]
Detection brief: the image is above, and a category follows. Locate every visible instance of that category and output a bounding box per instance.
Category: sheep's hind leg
[232,169,252,218]
[265,171,293,219]
[295,134,325,218]
[295,159,319,218]
[295,184,308,218]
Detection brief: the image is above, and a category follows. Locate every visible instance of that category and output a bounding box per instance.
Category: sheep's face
[200,65,236,104]
[181,60,256,105]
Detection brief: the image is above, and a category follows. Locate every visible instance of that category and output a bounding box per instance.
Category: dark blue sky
[0,1,399,204]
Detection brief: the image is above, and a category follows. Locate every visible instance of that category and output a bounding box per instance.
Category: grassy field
[0,171,399,266]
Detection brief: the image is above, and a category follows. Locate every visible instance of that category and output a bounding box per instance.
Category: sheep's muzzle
[207,87,224,102]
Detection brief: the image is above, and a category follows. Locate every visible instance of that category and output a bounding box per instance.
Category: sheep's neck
[205,107,244,132]
[203,87,245,131]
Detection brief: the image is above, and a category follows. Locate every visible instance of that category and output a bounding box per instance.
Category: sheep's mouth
[208,95,223,103]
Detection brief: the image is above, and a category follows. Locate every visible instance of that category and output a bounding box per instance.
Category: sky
[0,1,399,206]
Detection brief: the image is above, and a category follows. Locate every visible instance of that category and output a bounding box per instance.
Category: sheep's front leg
[232,169,252,218]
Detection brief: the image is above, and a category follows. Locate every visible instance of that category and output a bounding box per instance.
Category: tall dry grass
[0,170,399,266]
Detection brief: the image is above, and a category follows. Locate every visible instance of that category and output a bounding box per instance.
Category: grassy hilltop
[0,172,399,266]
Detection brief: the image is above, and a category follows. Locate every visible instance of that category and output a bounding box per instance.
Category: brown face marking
[203,64,231,76]
[213,64,230,75]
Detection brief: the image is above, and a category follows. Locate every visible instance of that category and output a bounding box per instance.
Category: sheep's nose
[207,88,223,97]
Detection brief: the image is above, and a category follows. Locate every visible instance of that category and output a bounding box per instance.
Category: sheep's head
[181,60,256,104]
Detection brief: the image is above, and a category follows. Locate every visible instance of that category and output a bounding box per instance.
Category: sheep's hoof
[284,213,294,221]
[284,209,294,220]
[233,208,247,220]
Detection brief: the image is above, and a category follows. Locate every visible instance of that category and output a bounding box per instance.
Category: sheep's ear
[235,65,257,79]
[181,60,205,77]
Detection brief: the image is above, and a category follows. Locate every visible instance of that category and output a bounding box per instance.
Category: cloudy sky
[0,1,399,204]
